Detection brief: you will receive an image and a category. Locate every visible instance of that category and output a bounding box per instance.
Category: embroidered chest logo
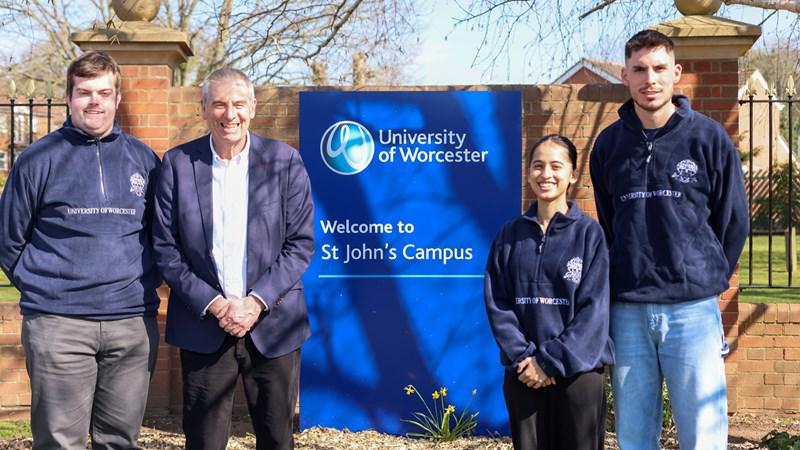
[563,257,583,284]
[129,173,146,197]
[671,159,698,184]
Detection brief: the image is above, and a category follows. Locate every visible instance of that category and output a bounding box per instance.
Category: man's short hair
[201,68,256,106]
[66,51,121,98]
[625,30,675,59]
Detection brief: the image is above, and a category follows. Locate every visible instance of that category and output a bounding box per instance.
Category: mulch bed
[1,412,798,449]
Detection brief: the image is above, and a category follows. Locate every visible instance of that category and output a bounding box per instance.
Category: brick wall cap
[71,22,192,69]
[72,22,192,50]
[650,15,761,38]
[649,16,760,60]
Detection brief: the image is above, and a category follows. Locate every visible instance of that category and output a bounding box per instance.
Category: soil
[1,412,798,449]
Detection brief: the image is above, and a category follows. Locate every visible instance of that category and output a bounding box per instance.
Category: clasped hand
[517,356,556,389]
[208,296,264,338]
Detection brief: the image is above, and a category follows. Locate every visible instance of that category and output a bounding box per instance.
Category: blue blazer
[152,133,314,357]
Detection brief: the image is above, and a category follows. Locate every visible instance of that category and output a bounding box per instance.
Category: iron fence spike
[8,79,16,98]
[46,81,53,99]
[25,79,35,99]
[787,75,796,97]
[746,78,757,97]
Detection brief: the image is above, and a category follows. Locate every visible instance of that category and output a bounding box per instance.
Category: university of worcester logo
[319,120,375,175]
[563,257,583,284]
[129,173,146,197]
[671,159,698,184]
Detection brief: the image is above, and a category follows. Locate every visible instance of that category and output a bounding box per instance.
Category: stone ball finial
[112,0,161,22]
[674,0,722,15]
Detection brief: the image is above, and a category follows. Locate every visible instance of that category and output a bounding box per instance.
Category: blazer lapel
[246,139,266,286]
[192,137,215,262]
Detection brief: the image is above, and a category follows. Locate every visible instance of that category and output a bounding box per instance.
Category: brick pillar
[70,22,192,157]
[71,23,193,414]
[652,15,761,413]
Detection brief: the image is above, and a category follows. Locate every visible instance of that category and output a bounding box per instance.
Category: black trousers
[503,367,606,450]
[180,335,300,450]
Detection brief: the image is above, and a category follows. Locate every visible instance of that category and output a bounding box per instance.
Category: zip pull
[646,141,653,164]
[538,235,546,253]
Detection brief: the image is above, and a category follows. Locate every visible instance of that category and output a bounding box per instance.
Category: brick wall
[2,299,792,419]
[118,66,173,155]
[733,303,800,411]
[0,304,26,420]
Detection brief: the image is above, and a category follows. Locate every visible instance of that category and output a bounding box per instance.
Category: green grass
[0,420,31,439]
[0,271,18,302]
[739,234,800,304]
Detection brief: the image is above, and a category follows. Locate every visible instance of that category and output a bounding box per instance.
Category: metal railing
[738,75,799,289]
[1,80,68,169]
[1,81,68,289]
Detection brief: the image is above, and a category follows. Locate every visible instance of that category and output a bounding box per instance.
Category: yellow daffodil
[401,384,478,440]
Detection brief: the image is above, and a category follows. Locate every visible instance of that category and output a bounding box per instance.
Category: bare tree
[0,0,419,93]
[454,0,800,82]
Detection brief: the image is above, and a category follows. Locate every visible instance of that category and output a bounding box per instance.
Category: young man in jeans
[589,29,748,450]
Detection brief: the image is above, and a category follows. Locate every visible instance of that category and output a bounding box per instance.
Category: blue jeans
[611,297,727,450]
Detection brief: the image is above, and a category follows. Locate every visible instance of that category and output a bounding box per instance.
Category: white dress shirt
[203,134,267,314]
[210,134,250,301]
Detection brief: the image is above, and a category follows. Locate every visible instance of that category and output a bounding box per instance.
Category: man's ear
[673,63,682,84]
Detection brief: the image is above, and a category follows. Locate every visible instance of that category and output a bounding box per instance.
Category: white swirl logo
[320,121,375,175]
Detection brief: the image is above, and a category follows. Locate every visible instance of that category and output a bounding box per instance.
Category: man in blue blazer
[153,68,314,450]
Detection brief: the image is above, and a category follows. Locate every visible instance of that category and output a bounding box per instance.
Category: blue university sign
[299,90,521,435]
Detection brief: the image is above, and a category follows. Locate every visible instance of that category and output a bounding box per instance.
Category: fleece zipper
[535,222,554,284]
[642,130,654,189]
[94,140,108,202]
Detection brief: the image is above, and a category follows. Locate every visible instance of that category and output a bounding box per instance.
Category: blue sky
[413,0,795,85]
[0,0,793,86]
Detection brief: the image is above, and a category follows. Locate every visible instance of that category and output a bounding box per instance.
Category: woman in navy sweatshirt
[484,134,614,450]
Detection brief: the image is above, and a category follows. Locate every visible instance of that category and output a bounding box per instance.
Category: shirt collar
[209,132,251,164]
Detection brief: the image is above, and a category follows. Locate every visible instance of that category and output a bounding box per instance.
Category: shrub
[761,430,800,449]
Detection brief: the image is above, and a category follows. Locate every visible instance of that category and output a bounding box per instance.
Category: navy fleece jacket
[484,202,615,378]
[0,118,161,318]
[589,95,748,304]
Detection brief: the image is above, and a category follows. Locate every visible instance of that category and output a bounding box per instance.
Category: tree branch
[579,0,619,20]
[724,0,800,13]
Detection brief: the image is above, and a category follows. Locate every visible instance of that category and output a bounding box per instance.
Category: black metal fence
[1,87,68,289]
[1,92,68,170]
[738,77,799,289]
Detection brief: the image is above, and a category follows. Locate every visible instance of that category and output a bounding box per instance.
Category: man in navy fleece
[0,52,160,449]
[589,30,747,450]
